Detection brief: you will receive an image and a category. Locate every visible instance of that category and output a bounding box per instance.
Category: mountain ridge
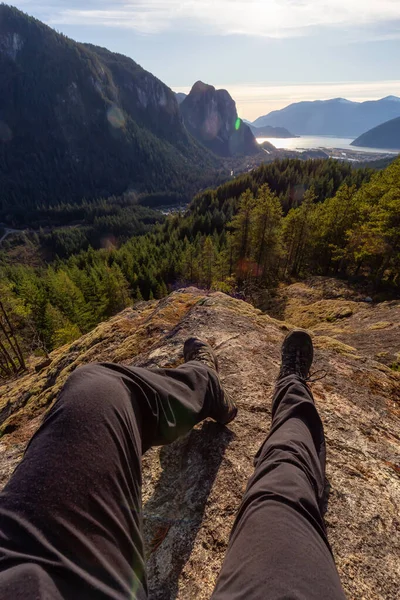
[249,124,297,138]
[351,116,400,150]
[253,96,400,137]
[0,6,216,220]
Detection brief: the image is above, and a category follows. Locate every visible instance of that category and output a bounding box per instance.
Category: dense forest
[1,156,399,369]
[2,194,166,259]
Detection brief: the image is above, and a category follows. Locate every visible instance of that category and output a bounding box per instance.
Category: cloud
[174,80,400,120]
[20,1,400,39]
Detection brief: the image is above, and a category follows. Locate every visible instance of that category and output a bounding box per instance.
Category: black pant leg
[0,361,221,600]
[212,374,346,600]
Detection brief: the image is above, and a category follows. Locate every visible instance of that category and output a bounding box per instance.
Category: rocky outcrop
[0,283,399,599]
[265,277,400,369]
[180,81,259,156]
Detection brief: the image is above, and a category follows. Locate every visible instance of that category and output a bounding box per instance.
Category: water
[257,135,399,155]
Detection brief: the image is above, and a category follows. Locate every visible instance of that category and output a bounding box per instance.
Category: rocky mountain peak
[180,81,259,156]
[191,80,214,94]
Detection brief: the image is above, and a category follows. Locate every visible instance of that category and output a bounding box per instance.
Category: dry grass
[283,299,358,329]
[368,322,393,331]
[314,336,359,357]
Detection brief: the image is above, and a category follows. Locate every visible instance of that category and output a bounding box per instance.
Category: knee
[62,363,105,396]
[66,362,104,381]
[56,363,121,419]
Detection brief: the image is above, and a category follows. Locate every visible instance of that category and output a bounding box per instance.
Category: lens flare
[107,105,125,129]
[235,118,241,131]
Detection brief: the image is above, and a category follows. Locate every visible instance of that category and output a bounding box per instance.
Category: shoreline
[256,136,400,157]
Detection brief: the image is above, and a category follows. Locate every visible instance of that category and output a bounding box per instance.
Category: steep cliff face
[0,6,214,214]
[84,44,184,143]
[180,81,259,156]
[0,283,399,599]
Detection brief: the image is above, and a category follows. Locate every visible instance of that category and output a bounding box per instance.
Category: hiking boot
[183,337,238,425]
[184,337,219,371]
[278,329,314,381]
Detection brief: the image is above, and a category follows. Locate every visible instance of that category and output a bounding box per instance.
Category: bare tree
[0,298,26,378]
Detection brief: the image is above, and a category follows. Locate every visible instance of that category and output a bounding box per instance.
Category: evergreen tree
[103,264,131,316]
[230,190,256,282]
[346,163,400,284]
[47,268,88,331]
[282,188,317,277]
[44,304,81,349]
[312,184,359,274]
[201,236,216,288]
[251,184,283,283]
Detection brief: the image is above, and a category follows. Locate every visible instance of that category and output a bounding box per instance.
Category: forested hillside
[352,117,400,150]
[0,6,218,224]
[2,156,398,362]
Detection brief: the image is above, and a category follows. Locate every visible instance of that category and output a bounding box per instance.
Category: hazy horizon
[175,81,400,121]
[9,1,400,120]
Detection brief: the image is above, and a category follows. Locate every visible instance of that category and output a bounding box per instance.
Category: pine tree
[282,188,317,277]
[134,287,144,302]
[103,263,131,315]
[47,268,89,331]
[45,304,81,349]
[251,184,283,283]
[182,240,197,283]
[201,236,215,288]
[230,189,256,282]
[312,184,359,274]
[346,164,400,284]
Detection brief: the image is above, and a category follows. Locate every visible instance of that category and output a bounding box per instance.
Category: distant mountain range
[175,92,187,104]
[352,117,400,150]
[180,81,259,157]
[253,97,400,137]
[0,6,216,219]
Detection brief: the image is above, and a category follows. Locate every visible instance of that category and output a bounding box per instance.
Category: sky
[10,1,400,121]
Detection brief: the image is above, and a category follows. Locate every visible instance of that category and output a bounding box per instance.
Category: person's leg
[212,333,346,600]
[0,349,233,600]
